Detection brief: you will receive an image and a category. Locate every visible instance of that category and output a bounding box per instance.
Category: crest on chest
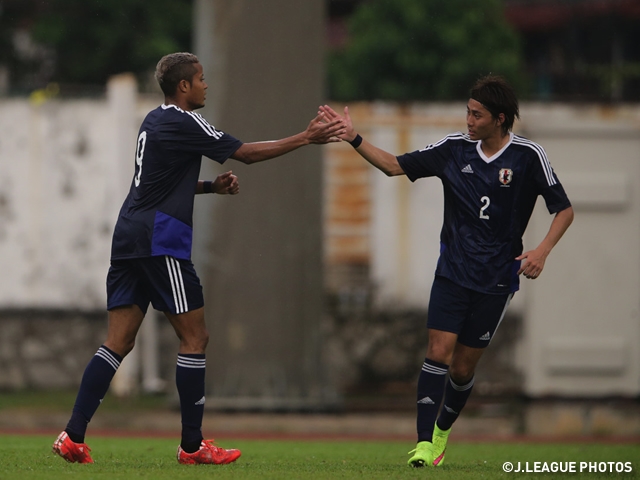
[499,168,513,186]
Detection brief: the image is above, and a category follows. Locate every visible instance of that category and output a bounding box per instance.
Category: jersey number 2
[479,196,490,220]
[134,131,147,187]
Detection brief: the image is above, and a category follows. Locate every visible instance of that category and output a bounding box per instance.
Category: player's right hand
[213,171,239,195]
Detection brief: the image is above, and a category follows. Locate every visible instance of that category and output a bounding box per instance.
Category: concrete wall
[517,105,640,397]
[0,76,158,310]
[1,91,638,398]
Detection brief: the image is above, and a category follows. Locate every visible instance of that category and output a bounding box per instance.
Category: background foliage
[3,0,635,101]
[0,0,192,91]
[328,0,525,101]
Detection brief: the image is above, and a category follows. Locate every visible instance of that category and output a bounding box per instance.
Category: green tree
[30,0,192,86]
[0,1,48,92]
[329,0,525,101]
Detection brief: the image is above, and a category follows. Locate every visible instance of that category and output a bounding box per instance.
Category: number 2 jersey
[110,104,243,261]
[397,132,571,295]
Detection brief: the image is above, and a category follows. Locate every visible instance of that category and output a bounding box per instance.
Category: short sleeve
[176,111,243,163]
[541,180,572,214]
[397,135,454,182]
[526,142,572,214]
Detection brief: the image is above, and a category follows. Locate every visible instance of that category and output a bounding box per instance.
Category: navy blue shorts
[106,256,204,315]
[427,276,513,348]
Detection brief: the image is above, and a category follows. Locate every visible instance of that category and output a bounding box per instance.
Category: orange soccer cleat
[52,431,94,464]
[177,439,241,465]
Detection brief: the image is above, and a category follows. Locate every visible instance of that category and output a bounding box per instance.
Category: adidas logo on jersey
[195,396,206,406]
[461,164,474,174]
[417,396,435,405]
[479,332,491,341]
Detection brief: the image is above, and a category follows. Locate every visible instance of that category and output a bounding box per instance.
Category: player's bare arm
[516,205,574,279]
[195,171,239,195]
[230,113,345,164]
[319,105,405,177]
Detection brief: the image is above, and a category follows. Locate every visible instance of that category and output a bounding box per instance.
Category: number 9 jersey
[110,104,242,261]
[397,132,571,295]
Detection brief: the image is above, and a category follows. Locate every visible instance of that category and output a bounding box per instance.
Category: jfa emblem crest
[499,168,513,185]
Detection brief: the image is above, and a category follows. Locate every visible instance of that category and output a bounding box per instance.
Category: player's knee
[179,329,209,353]
[449,365,475,384]
[426,344,453,365]
[106,337,136,358]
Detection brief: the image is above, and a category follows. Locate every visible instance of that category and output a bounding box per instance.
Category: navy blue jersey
[111,104,242,260]
[397,132,571,295]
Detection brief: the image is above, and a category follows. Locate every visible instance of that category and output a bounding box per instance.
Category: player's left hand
[318,105,356,143]
[213,171,239,195]
[516,248,547,279]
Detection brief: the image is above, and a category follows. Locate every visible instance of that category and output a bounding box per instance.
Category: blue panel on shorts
[151,211,192,260]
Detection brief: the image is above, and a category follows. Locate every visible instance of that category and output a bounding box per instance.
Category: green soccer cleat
[431,423,452,466]
[407,441,434,467]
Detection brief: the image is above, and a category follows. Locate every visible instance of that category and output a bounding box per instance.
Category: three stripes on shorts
[165,255,189,314]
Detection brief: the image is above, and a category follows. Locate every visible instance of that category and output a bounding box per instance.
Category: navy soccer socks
[176,353,206,453]
[65,345,122,443]
[416,358,449,442]
[436,375,475,431]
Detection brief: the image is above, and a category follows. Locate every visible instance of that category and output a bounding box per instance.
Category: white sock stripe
[177,357,207,368]
[177,356,206,365]
[95,351,119,371]
[422,362,448,375]
[450,376,475,391]
[177,361,206,368]
[99,347,121,363]
[95,348,120,371]
[177,360,206,369]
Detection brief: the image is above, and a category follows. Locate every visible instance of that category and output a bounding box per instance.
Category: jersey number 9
[134,131,147,187]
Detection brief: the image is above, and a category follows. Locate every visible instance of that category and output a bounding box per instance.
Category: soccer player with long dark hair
[321,75,573,467]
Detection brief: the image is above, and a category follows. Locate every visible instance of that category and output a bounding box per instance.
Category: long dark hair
[470,75,519,134]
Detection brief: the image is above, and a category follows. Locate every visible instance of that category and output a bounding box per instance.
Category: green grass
[0,434,638,479]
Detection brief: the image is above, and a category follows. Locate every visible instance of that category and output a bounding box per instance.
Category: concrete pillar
[107,73,140,397]
[193,0,338,410]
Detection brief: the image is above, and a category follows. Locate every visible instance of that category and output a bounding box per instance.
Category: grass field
[0,434,637,480]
